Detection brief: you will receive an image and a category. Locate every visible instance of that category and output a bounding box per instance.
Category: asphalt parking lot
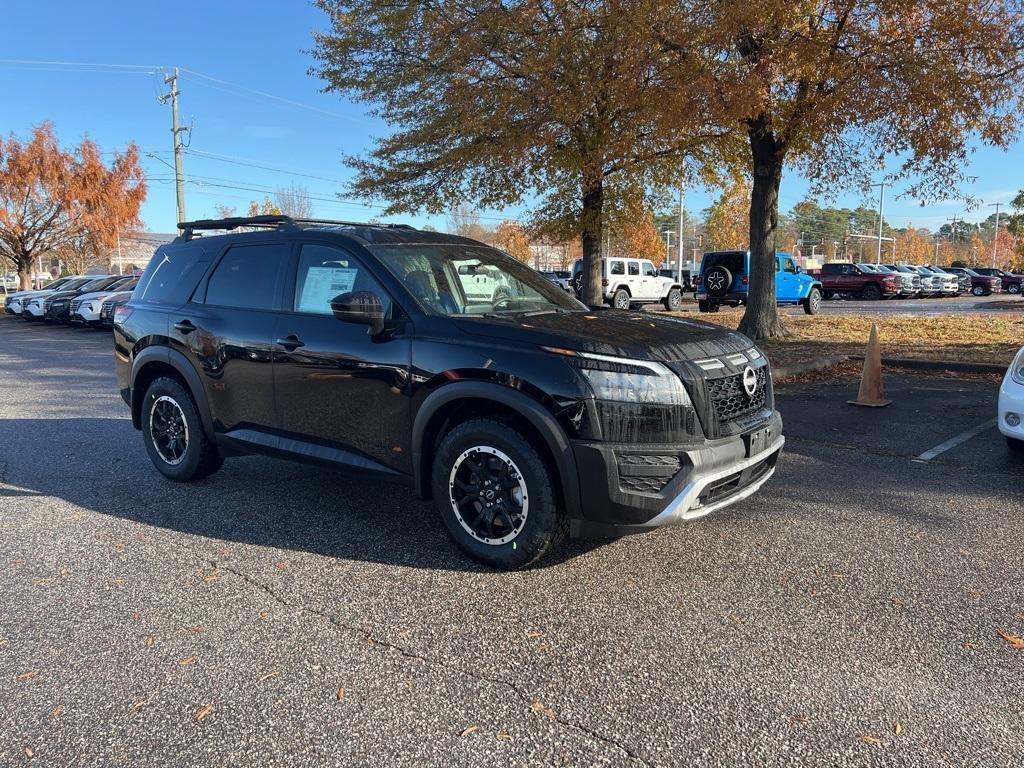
[1,319,1022,767]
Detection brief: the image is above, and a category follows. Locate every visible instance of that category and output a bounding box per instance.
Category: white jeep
[570,257,685,310]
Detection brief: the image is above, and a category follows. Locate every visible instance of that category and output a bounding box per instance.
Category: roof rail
[176,215,418,241]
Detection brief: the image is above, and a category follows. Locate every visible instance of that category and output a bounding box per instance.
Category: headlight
[543,348,691,405]
[1010,348,1024,386]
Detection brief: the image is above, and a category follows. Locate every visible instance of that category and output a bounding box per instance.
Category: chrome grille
[100,298,116,319]
[70,299,83,314]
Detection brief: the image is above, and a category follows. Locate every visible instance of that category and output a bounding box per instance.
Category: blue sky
[2,0,1021,236]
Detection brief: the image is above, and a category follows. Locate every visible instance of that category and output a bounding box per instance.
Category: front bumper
[998,375,1024,440]
[570,411,784,527]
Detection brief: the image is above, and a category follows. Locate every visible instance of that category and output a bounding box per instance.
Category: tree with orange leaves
[493,219,533,264]
[0,123,146,289]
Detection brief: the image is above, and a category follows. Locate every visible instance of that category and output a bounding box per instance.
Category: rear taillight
[601,278,609,287]
[742,276,749,285]
[113,304,132,324]
[695,276,702,286]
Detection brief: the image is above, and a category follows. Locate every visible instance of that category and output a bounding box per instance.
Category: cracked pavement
[1,319,1022,767]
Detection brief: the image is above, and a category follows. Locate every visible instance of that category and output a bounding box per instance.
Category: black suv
[115,216,784,569]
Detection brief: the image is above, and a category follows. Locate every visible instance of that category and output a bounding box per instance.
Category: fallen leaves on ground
[460,725,480,737]
[203,571,220,584]
[195,704,214,722]
[274,562,288,571]
[179,656,197,667]
[530,701,556,720]
[15,670,37,681]
[336,687,346,701]
[51,706,63,719]
[258,670,280,683]
[860,734,883,747]
[23,747,33,759]
[893,722,903,736]
[144,636,155,647]
[997,630,1024,650]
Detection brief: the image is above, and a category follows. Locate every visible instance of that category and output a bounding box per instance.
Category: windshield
[369,243,585,316]
[873,265,894,273]
[964,268,982,277]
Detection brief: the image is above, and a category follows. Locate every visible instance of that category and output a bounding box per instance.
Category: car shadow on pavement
[0,417,614,572]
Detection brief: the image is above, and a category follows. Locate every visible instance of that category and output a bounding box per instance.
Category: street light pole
[677,186,685,286]
[871,182,886,264]
[990,202,1002,268]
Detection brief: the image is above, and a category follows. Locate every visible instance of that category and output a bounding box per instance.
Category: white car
[571,257,685,310]
[70,277,138,326]
[5,276,86,316]
[999,346,1024,452]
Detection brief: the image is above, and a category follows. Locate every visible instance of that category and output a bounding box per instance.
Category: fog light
[1007,412,1022,427]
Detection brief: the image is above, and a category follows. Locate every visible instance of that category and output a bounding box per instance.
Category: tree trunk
[580,172,604,308]
[16,250,33,291]
[738,125,788,340]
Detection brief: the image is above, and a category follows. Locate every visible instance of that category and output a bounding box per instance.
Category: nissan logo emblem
[742,366,758,398]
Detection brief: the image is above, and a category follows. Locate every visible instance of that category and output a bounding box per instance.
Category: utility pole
[990,202,1002,268]
[677,186,685,285]
[871,182,885,264]
[663,230,672,265]
[160,68,187,224]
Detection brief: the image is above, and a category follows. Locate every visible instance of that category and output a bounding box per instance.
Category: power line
[184,149,349,185]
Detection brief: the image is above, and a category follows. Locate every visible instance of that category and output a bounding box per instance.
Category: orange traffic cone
[848,322,892,407]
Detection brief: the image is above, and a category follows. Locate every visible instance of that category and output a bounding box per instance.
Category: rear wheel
[612,288,630,310]
[1008,283,1021,294]
[141,377,223,482]
[803,287,822,315]
[860,284,882,301]
[971,285,986,297]
[431,419,566,569]
[663,287,683,311]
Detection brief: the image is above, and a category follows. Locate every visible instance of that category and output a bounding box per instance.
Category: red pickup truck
[807,263,902,300]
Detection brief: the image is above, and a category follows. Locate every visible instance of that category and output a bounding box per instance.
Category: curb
[771,355,851,382]
[849,356,1007,374]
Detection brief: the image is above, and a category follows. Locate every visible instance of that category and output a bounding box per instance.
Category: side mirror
[794,266,803,274]
[330,290,385,335]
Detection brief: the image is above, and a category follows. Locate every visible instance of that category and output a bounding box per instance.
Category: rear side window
[628,261,640,276]
[610,260,625,275]
[205,243,287,310]
[136,246,210,305]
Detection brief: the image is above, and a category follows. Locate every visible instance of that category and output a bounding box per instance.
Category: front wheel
[803,288,822,315]
[663,287,683,312]
[972,285,986,297]
[431,419,566,569]
[141,377,224,482]
[611,289,631,310]
[861,284,882,301]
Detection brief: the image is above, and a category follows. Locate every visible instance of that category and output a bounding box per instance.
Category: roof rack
[176,215,415,241]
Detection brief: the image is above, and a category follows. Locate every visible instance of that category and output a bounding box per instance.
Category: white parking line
[915,419,998,462]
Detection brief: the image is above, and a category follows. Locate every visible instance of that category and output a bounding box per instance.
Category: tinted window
[610,260,625,276]
[294,244,391,318]
[137,246,211,304]
[703,252,745,274]
[628,261,640,276]
[205,244,285,310]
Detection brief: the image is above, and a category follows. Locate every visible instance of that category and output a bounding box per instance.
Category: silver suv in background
[858,263,919,297]
[571,257,685,311]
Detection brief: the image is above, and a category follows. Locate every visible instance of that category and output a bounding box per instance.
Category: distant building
[108,232,176,274]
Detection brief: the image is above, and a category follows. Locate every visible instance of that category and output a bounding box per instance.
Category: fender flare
[411,381,582,518]
[130,345,216,440]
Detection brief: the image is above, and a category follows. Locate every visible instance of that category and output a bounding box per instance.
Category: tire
[860,284,882,301]
[971,285,986,297]
[704,266,732,298]
[698,299,720,313]
[141,377,223,482]
[612,288,631,310]
[803,287,822,315]
[1008,283,1021,294]
[663,287,683,312]
[1008,436,1024,453]
[431,419,566,570]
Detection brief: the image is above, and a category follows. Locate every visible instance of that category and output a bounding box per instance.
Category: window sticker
[298,266,358,312]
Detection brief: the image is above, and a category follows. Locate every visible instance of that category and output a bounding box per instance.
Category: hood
[452,309,753,361]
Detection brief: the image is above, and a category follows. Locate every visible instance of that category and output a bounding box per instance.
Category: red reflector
[742,276,749,285]
[601,279,609,287]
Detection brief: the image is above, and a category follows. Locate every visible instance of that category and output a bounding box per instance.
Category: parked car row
[3,274,137,329]
[807,262,1010,299]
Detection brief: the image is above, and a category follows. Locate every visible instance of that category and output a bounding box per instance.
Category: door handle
[174,319,196,334]
[275,335,305,351]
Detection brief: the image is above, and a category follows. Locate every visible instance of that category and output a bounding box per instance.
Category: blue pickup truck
[696,250,823,315]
